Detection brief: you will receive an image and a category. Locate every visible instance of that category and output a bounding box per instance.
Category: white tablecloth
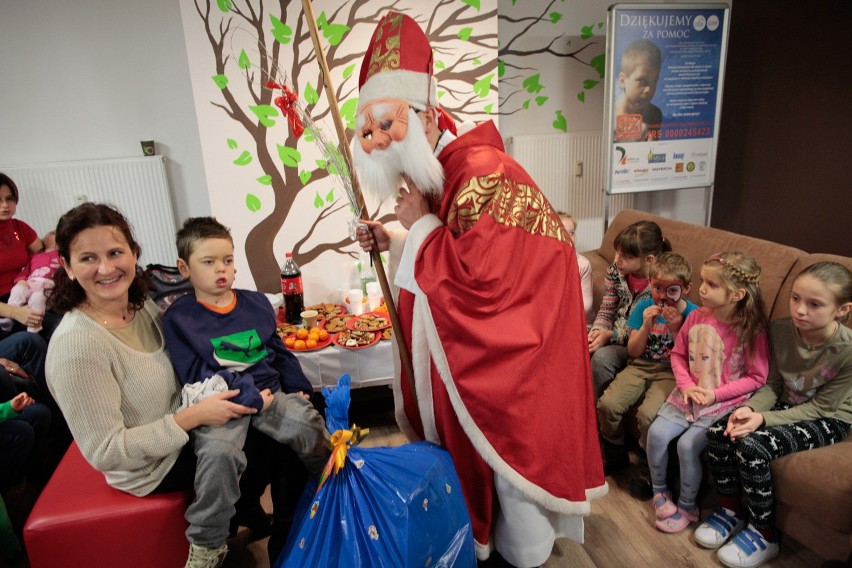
[293,339,394,390]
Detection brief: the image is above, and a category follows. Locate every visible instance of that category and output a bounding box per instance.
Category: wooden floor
[225,387,828,568]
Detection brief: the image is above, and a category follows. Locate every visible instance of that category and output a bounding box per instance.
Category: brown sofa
[582,209,852,562]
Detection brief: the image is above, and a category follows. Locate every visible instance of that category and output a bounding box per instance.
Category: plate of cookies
[304,303,347,320]
[322,313,355,333]
[346,312,391,332]
[332,330,380,350]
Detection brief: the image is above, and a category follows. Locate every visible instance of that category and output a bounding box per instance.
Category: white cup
[347,288,364,315]
[365,281,381,296]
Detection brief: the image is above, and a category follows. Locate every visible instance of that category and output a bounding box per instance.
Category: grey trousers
[185,392,329,547]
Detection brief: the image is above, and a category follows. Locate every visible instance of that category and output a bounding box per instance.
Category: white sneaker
[694,507,745,549]
[717,525,780,568]
[184,542,228,568]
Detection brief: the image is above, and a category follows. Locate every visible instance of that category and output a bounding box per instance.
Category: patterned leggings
[705,404,849,530]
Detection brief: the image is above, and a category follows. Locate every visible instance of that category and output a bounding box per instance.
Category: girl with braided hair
[694,261,852,567]
[647,252,770,534]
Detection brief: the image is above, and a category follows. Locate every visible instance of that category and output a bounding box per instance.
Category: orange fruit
[306,338,318,349]
[318,329,329,341]
[293,339,307,350]
[308,332,320,342]
[284,337,296,348]
[296,328,309,339]
[310,326,321,335]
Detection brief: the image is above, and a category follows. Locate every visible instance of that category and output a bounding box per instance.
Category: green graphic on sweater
[211,330,267,365]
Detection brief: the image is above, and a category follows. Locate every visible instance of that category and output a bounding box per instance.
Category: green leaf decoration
[317,11,328,27]
[270,15,293,45]
[325,189,334,202]
[473,73,493,98]
[523,100,530,110]
[233,151,253,166]
[299,170,312,184]
[497,59,505,77]
[313,192,324,209]
[380,253,387,264]
[216,0,232,13]
[227,139,238,149]
[212,74,228,89]
[304,128,317,142]
[304,82,319,105]
[437,91,446,99]
[249,104,278,127]
[583,79,599,90]
[343,64,355,79]
[581,25,593,40]
[484,103,493,114]
[322,22,351,46]
[238,49,250,70]
[434,60,445,70]
[316,159,327,169]
[458,28,473,41]
[328,163,339,175]
[257,175,273,185]
[246,193,261,212]
[591,54,606,78]
[461,0,480,10]
[553,111,568,132]
[536,96,548,106]
[577,91,585,103]
[339,98,358,130]
[277,144,301,167]
[522,73,544,94]
[598,22,604,29]
[550,12,563,24]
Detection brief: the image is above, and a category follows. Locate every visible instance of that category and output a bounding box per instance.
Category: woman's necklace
[85,302,134,328]
[0,220,21,248]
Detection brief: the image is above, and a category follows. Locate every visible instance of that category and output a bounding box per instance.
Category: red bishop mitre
[358,11,456,134]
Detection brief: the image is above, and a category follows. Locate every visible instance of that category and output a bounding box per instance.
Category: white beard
[352,107,444,202]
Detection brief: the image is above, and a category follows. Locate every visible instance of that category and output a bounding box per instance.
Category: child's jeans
[590,344,628,401]
[596,358,674,448]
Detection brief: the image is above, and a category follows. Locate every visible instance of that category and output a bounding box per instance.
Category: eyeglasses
[705,252,727,265]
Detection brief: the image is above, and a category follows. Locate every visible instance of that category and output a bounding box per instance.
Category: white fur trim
[394,214,441,294]
[358,69,437,112]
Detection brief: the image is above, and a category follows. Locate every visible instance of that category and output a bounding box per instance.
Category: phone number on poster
[665,127,711,138]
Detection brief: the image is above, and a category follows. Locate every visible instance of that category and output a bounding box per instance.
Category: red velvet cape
[393,121,605,545]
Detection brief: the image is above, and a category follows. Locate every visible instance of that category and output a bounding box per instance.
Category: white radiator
[1,157,178,266]
[508,132,633,252]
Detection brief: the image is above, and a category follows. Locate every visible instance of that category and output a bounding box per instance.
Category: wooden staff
[301,0,417,403]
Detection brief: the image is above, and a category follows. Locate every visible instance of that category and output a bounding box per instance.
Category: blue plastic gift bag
[274,375,476,568]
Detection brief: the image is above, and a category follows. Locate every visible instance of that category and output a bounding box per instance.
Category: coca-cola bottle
[280,252,304,325]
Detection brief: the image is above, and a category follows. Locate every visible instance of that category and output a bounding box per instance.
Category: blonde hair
[703,251,767,358]
[650,252,692,286]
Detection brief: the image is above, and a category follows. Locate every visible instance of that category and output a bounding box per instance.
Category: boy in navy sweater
[163,218,329,561]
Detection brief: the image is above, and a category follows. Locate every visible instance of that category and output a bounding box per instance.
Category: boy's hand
[297,392,311,400]
[660,305,684,332]
[259,388,274,413]
[642,305,662,328]
[588,329,613,353]
[725,406,763,440]
[10,392,35,412]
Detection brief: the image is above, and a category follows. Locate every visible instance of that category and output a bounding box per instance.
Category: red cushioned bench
[23,441,191,568]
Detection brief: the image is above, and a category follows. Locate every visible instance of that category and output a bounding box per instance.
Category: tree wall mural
[180,0,498,297]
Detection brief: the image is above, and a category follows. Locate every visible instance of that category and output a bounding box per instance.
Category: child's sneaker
[184,542,228,568]
[694,507,746,549]
[716,525,780,568]
[652,490,677,520]
[655,506,698,533]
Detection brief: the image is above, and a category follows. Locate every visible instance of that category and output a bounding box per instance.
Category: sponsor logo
[614,168,630,175]
[691,152,709,158]
[686,162,696,172]
[651,166,670,172]
[673,153,685,160]
[647,152,666,163]
[675,163,684,172]
[615,146,627,165]
[633,168,649,174]
[699,161,707,171]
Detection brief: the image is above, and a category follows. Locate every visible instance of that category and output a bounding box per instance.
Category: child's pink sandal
[655,506,698,533]
[653,491,677,520]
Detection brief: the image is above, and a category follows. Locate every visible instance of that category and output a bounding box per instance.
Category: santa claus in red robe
[352,12,607,567]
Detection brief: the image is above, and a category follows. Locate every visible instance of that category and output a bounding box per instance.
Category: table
[293,339,395,390]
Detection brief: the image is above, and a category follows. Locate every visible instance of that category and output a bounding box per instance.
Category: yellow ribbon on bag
[315,425,370,494]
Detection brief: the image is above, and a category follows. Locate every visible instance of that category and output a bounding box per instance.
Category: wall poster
[603,4,730,195]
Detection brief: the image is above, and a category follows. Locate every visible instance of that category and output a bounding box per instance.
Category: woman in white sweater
[45,203,293,568]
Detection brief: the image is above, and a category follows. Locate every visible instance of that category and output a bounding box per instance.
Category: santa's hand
[395,186,428,230]
[355,221,390,253]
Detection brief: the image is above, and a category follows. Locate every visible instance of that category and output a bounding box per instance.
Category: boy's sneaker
[184,543,228,568]
[628,459,653,500]
[600,439,629,475]
[694,507,746,549]
[716,525,780,568]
